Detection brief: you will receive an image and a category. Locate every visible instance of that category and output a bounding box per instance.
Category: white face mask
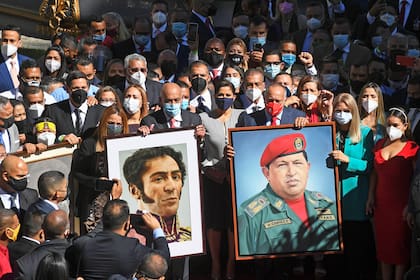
[225,77,241,89]
[123,98,140,114]
[37,132,56,146]
[245,88,262,102]
[386,125,403,141]
[100,101,114,107]
[1,44,18,58]
[45,59,61,73]
[321,74,339,90]
[334,111,352,125]
[130,71,146,89]
[152,11,167,25]
[300,93,318,105]
[362,99,378,114]
[28,103,45,119]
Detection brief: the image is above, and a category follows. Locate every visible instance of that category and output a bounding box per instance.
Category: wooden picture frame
[229,123,343,260]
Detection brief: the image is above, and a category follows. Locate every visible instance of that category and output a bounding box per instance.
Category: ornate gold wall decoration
[39,0,80,35]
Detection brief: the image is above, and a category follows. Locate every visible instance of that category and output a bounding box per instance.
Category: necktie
[169,118,176,128]
[399,1,407,25]
[205,18,215,36]
[74,108,81,136]
[271,116,277,126]
[10,193,19,215]
[0,130,4,146]
[212,69,219,79]
[198,96,210,113]
[10,61,19,88]
[138,45,144,53]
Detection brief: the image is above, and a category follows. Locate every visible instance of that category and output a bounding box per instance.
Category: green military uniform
[238,185,339,255]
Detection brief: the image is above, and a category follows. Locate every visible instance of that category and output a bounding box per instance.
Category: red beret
[260,133,306,166]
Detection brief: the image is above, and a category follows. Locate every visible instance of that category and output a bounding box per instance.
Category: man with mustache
[123,146,190,243]
[238,133,339,255]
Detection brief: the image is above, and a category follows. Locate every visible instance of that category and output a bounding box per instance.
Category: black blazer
[8,237,39,267]
[27,198,57,215]
[0,188,38,221]
[141,109,202,130]
[246,107,306,126]
[111,38,157,63]
[189,13,215,58]
[145,79,163,109]
[16,239,71,280]
[67,231,170,280]
[43,100,105,138]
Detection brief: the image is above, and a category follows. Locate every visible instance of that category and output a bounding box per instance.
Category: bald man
[0,155,38,221]
[242,83,306,126]
[16,210,70,280]
[140,82,204,132]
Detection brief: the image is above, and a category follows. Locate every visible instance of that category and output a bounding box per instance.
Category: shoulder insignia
[245,195,269,217]
[264,218,292,228]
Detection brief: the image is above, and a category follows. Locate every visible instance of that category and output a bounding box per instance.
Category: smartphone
[187,22,198,42]
[130,213,146,230]
[95,179,114,192]
[396,55,416,68]
[253,43,263,52]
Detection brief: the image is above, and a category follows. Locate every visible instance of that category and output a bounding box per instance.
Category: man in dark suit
[8,211,44,266]
[292,1,329,54]
[123,53,163,110]
[66,199,170,280]
[188,60,217,113]
[0,155,38,222]
[313,17,371,77]
[112,17,157,63]
[43,71,105,145]
[0,25,31,98]
[243,83,306,126]
[169,9,191,74]
[27,171,67,215]
[190,0,217,58]
[17,210,71,280]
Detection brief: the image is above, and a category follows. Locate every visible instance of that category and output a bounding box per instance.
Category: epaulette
[244,195,269,217]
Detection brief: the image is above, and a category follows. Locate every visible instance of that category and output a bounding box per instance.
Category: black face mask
[107,75,126,91]
[7,175,28,192]
[408,98,420,108]
[160,60,177,78]
[207,4,218,16]
[228,54,243,66]
[204,51,224,68]
[349,80,366,95]
[15,119,29,134]
[191,77,207,93]
[0,116,14,130]
[71,89,88,106]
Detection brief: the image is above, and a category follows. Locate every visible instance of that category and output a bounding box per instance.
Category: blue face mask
[264,64,281,80]
[215,97,234,110]
[107,124,123,136]
[249,37,266,51]
[172,22,187,38]
[164,103,181,117]
[333,34,349,49]
[181,99,189,110]
[134,35,150,46]
[93,33,106,42]
[408,49,420,58]
[282,53,296,68]
[371,36,382,48]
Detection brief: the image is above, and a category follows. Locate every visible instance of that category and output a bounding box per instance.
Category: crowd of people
[0,0,420,279]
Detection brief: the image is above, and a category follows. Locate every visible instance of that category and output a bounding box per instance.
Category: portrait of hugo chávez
[237,133,340,256]
[123,146,191,243]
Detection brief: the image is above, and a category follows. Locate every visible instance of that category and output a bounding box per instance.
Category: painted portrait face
[262,152,310,200]
[139,155,183,217]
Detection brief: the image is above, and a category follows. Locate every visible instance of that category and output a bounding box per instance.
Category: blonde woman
[122,85,149,133]
[226,38,249,71]
[330,93,377,279]
[357,82,386,143]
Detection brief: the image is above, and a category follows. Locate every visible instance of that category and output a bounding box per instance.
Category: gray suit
[1,124,20,153]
